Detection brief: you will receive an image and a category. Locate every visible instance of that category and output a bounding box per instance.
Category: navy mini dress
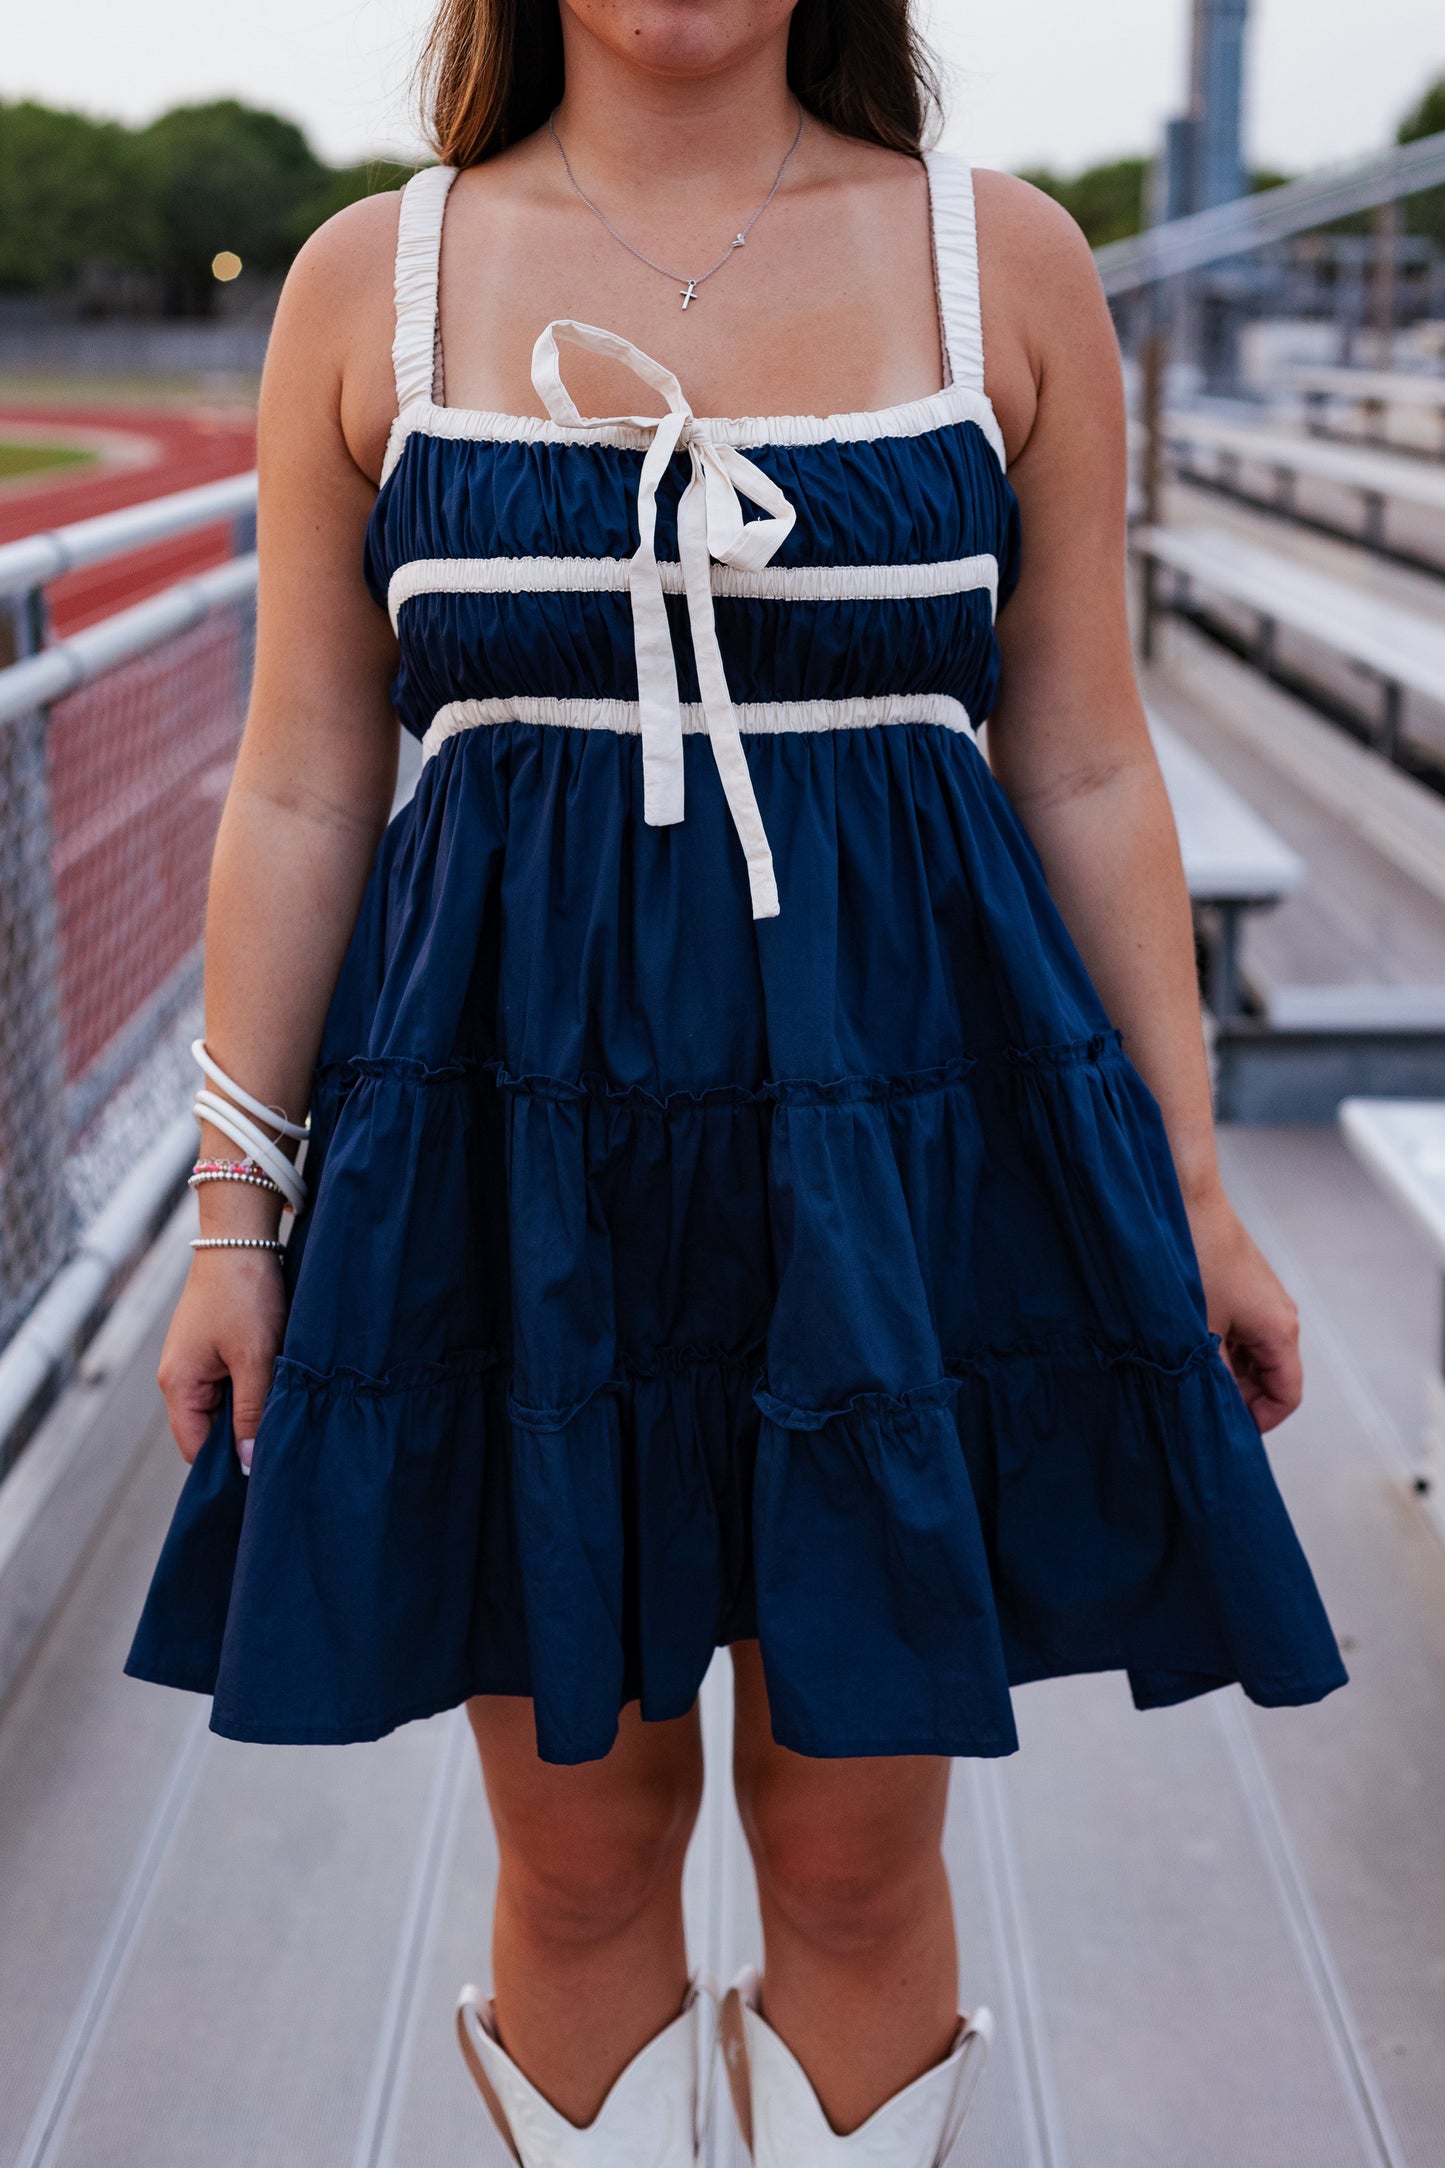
[127,156,1347,1764]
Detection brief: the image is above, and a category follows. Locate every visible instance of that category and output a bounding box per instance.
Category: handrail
[1096,127,1445,296]
[0,470,257,601]
[0,1115,196,1456]
[0,554,257,728]
[0,487,261,1446]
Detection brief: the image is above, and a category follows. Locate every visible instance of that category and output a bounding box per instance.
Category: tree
[295,157,417,242]
[0,96,413,312]
[0,101,157,293]
[1398,75,1445,245]
[135,101,331,315]
[1016,159,1149,248]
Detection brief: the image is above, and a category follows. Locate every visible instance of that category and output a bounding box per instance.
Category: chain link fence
[0,478,256,1465]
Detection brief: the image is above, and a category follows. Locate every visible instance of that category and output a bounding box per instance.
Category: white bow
[532,320,797,920]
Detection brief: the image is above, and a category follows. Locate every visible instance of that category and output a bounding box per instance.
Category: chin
[562,0,797,77]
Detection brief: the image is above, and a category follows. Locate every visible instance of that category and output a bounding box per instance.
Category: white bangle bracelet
[193,1091,308,1213]
[191,1038,310,1142]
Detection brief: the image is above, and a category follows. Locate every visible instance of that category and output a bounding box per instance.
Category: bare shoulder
[265,188,407,485]
[971,168,1119,462]
[272,189,401,357]
[974,168,1093,255]
[973,169,1107,331]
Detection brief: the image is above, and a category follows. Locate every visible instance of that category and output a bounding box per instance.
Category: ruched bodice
[367,403,1020,729]
[366,286,1020,920]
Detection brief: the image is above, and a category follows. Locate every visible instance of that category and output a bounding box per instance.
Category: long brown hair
[419,0,942,170]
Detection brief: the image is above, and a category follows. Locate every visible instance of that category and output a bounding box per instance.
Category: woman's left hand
[1185,1183,1302,1434]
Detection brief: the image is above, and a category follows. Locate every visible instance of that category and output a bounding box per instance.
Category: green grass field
[0,440,98,481]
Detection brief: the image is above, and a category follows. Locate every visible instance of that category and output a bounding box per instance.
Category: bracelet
[193,1095,306,1211]
[193,1156,269,1177]
[193,1092,308,1213]
[190,1236,286,1255]
[191,1040,309,1141]
[189,1169,284,1196]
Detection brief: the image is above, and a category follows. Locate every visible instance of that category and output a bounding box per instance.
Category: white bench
[1164,410,1445,557]
[1289,367,1445,459]
[1339,1097,1445,1518]
[1136,522,1445,763]
[1149,715,1305,1019]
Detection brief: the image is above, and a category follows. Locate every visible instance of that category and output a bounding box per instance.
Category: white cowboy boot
[456,1975,717,2167]
[719,1968,992,2166]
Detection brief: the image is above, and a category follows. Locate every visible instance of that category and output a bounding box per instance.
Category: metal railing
[0,472,256,604]
[0,475,258,1458]
[1097,127,1445,297]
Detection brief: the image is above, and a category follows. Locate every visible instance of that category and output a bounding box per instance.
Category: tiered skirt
[127,720,1347,1761]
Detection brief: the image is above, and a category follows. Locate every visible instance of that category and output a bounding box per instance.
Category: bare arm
[160,194,404,1461]
[977,176,1300,1430]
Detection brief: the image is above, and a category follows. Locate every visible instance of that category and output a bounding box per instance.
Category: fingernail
[237,1436,254,1475]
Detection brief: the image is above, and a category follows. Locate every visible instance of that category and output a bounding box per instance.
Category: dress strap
[922,152,986,398]
[392,164,459,412]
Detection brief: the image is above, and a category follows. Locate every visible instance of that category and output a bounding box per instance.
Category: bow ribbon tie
[532,320,797,919]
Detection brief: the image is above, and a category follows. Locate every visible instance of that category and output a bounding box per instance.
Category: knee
[495,1761,701,1950]
[739,1779,939,1958]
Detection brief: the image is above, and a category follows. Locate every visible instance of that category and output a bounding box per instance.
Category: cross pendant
[679,280,698,310]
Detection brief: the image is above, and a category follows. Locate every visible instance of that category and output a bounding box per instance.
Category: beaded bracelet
[190,1236,286,1255]
[193,1156,270,1178]
[189,1169,284,1197]
[193,1091,308,1213]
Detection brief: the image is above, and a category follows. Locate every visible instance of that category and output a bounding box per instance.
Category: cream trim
[923,152,987,398]
[379,379,1007,489]
[420,692,974,760]
[387,552,1000,630]
[391,167,458,414]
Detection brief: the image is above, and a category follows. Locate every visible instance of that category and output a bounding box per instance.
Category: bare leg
[730,1641,958,2135]
[467,1694,704,2127]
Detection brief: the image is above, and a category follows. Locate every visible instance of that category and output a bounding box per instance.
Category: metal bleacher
[1291,366,1445,460]
[1150,711,1304,1022]
[1164,410,1445,570]
[1341,1096,1445,1537]
[1137,521,1445,769]
[1130,382,1445,1114]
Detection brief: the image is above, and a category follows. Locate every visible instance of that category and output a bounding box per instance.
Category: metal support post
[1379,677,1404,765]
[0,585,73,1335]
[1208,903,1243,1023]
[1139,314,1169,663]
[1372,198,1400,367]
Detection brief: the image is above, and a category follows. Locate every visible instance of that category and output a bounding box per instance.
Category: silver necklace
[548,106,805,309]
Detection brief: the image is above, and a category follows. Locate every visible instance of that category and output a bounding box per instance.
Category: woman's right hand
[158,1251,288,1467]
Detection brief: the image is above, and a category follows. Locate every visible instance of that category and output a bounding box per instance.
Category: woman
[126,1,1347,2159]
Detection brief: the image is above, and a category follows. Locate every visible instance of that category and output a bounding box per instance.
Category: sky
[3,0,1443,179]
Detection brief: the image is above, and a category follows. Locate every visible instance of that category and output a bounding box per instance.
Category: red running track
[0,401,256,636]
[0,400,256,1112]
